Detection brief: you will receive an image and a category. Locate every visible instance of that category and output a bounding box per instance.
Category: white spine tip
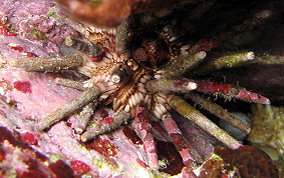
[246,52,255,60]
[196,51,207,59]
[75,127,84,134]
[187,82,197,90]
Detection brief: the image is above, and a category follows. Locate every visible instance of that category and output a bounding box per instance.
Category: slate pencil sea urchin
[5,0,283,176]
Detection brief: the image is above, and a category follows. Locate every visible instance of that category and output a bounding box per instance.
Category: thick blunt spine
[186,93,251,134]
[162,51,206,78]
[9,55,83,72]
[146,78,197,93]
[80,110,130,142]
[168,95,241,149]
[197,51,255,74]
[37,85,101,131]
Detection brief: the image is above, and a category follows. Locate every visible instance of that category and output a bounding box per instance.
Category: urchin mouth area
[112,68,153,116]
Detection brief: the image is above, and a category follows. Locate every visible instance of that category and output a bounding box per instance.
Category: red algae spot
[13,81,32,93]
[0,23,17,36]
[49,160,75,178]
[135,158,148,168]
[26,52,37,57]
[85,137,117,157]
[70,160,90,175]
[157,141,184,175]
[21,133,37,145]
[122,126,142,145]
[100,117,114,124]
[10,46,24,53]
[9,45,37,57]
